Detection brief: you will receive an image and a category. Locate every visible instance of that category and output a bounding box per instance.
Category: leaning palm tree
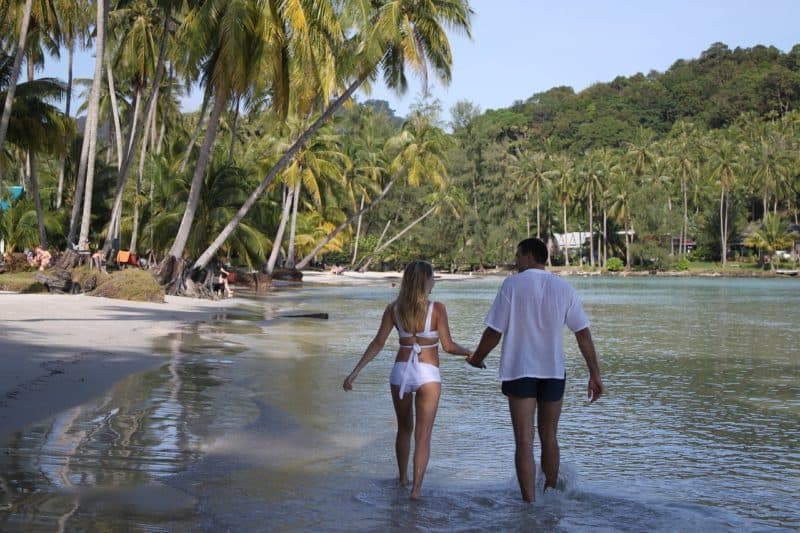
[193,0,473,273]
[0,0,34,176]
[163,0,339,278]
[294,109,453,270]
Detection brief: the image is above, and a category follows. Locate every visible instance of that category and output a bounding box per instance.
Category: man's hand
[587,374,604,402]
[466,353,486,369]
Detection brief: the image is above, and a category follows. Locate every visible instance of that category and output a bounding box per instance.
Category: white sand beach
[0,293,236,436]
[0,270,495,437]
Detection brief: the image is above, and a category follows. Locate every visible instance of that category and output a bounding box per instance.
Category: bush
[607,257,625,272]
[89,268,165,302]
[675,257,690,271]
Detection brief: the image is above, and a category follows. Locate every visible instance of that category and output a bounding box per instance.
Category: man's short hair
[518,238,548,264]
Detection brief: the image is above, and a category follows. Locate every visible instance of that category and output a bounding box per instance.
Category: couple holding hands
[343,238,604,501]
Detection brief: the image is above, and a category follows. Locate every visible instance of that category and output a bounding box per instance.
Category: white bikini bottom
[390,361,441,399]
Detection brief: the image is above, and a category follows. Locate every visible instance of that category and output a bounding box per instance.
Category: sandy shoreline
[0,292,237,437]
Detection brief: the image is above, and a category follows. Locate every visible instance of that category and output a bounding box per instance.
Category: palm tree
[608,171,634,270]
[666,120,701,257]
[355,185,465,271]
[0,0,34,173]
[707,135,743,268]
[74,0,109,250]
[103,0,178,255]
[193,0,473,272]
[54,0,91,209]
[510,149,551,239]
[551,153,574,265]
[294,109,452,270]
[744,213,797,270]
[166,0,341,273]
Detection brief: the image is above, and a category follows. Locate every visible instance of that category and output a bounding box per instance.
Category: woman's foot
[410,489,422,500]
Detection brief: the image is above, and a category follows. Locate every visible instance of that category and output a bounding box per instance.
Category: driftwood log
[35,268,76,294]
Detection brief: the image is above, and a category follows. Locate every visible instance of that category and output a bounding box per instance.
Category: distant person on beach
[343,260,473,500]
[214,257,233,298]
[467,237,604,502]
[32,246,52,271]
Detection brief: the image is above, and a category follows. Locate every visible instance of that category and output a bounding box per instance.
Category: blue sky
[42,0,800,119]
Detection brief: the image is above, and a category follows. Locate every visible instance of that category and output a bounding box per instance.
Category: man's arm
[466,327,502,368]
[575,327,604,402]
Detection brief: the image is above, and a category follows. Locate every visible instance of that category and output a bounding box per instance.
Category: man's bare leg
[537,399,563,489]
[508,396,537,502]
[391,385,413,486]
[410,381,441,500]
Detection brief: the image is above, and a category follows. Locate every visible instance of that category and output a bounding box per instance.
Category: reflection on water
[0,278,798,531]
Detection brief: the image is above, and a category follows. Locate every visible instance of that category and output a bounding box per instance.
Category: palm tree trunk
[27,152,46,247]
[625,219,632,271]
[351,195,365,264]
[193,73,372,271]
[588,192,594,268]
[681,175,688,257]
[265,185,295,274]
[168,93,227,260]
[720,189,728,268]
[0,0,32,180]
[295,172,401,270]
[77,0,109,249]
[603,208,608,268]
[285,181,301,268]
[359,219,391,272]
[562,203,570,266]
[228,97,240,164]
[103,13,170,254]
[106,54,124,170]
[525,191,531,237]
[56,40,75,209]
[357,205,437,271]
[179,93,210,174]
[536,184,541,239]
[67,93,96,246]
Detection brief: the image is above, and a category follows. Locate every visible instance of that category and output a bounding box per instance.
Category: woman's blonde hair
[395,260,434,333]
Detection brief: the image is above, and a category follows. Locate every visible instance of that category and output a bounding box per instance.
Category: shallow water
[1,276,798,531]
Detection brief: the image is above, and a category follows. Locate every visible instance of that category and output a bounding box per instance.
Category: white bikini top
[393,301,440,345]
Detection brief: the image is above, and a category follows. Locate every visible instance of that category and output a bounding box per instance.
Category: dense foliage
[0,0,797,277]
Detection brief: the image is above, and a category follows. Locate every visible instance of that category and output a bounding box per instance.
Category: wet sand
[0,271,481,437]
[0,293,236,437]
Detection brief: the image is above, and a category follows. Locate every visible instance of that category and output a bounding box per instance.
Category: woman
[343,261,472,500]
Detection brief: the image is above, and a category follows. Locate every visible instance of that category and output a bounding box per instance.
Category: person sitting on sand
[214,257,233,298]
[33,246,52,271]
[343,260,472,500]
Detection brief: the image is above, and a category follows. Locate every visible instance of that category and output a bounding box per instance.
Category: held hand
[587,375,604,403]
[466,353,486,369]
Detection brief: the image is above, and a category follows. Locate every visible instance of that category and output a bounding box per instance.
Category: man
[467,237,604,502]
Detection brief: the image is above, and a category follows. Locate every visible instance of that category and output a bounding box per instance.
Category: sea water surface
[1,276,798,531]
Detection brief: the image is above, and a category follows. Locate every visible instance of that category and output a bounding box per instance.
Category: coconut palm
[166,0,342,274]
[510,148,551,239]
[744,213,797,270]
[707,134,744,268]
[608,171,634,270]
[551,153,574,265]
[294,109,452,270]
[193,0,473,272]
[0,0,34,170]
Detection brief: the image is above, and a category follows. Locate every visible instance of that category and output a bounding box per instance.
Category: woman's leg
[410,381,441,500]
[391,385,414,486]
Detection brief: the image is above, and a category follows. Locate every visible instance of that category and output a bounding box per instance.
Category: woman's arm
[434,302,472,357]
[343,304,395,390]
